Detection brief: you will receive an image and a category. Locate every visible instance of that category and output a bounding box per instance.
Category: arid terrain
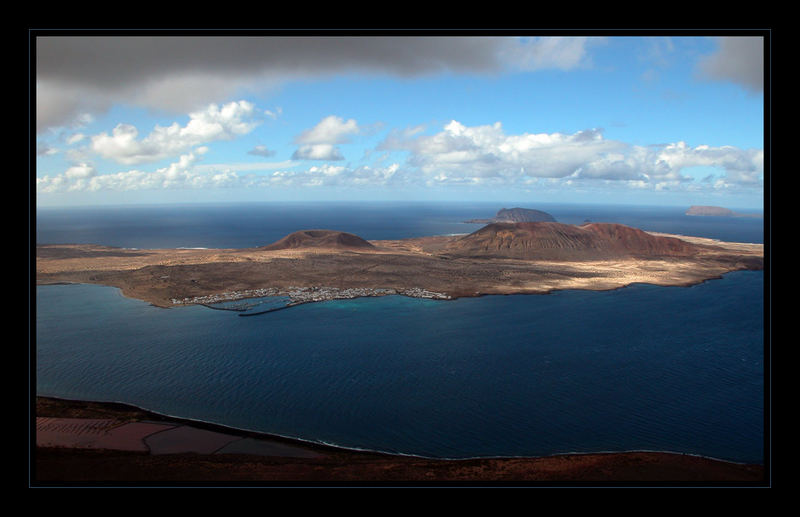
[35,221,764,309]
[33,396,764,485]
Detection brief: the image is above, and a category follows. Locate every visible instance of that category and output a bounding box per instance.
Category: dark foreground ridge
[33,397,765,485]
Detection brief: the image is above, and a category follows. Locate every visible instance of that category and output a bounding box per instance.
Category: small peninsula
[36,221,764,310]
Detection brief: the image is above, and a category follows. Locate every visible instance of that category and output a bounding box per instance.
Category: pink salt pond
[36,418,176,452]
[36,417,323,458]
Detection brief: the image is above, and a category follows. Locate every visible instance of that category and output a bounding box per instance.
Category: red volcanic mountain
[445,222,698,260]
[260,230,376,251]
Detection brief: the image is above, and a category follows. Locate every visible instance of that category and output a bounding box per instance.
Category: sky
[34,33,767,210]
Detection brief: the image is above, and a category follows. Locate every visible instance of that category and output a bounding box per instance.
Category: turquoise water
[35,270,764,463]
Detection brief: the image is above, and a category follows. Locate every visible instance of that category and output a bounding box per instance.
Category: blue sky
[35,34,766,209]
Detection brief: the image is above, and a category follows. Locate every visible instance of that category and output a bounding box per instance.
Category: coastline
[36,268,761,316]
[35,232,764,310]
[33,396,765,485]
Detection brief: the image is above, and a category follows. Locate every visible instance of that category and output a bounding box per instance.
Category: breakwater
[200,303,248,312]
[238,303,302,317]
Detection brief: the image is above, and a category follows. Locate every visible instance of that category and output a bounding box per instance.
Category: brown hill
[445,222,698,260]
[581,223,697,256]
[260,230,375,251]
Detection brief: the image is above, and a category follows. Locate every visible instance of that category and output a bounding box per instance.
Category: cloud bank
[36,36,602,130]
[38,118,762,197]
[379,121,762,188]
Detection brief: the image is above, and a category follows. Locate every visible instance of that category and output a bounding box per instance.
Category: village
[170,285,452,308]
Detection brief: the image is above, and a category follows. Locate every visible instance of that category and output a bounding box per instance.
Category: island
[36,221,764,310]
[686,205,763,218]
[464,207,557,224]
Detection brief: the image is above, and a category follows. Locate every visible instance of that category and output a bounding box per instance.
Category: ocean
[34,202,766,463]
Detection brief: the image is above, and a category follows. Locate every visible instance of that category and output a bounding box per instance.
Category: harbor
[171,286,452,315]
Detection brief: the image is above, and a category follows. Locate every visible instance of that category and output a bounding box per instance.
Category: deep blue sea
[34,202,766,463]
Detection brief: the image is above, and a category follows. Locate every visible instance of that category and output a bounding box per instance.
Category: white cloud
[310,164,346,177]
[292,144,344,161]
[264,163,403,188]
[650,141,763,184]
[295,115,360,145]
[382,121,626,181]
[380,120,763,189]
[264,107,283,120]
[248,145,275,157]
[66,133,85,145]
[89,101,260,165]
[292,115,361,161]
[63,163,96,179]
[499,36,602,71]
[36,147,404,194]
[38,148,210,193]
[37,117,763,198]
